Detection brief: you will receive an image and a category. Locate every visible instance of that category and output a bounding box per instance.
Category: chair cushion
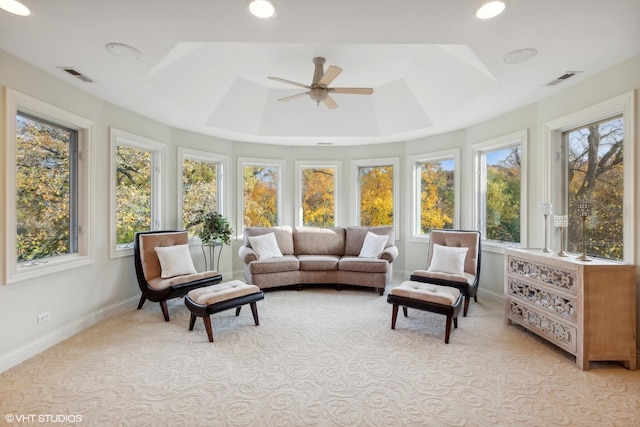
[411,270,474,284]
[428,243,468,275]
[154,244,197,278]
[429,230,479,275]
[359,231,389,258]
[390,281,460,306]
[139,231,189,281]
[248,232,283,260]
[188,280,261,306]
[147,270,222,290]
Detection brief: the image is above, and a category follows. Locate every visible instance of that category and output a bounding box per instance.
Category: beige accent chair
[410,229,481,317]
[134,230,222,321]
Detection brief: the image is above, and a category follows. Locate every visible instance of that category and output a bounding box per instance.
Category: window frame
[409,149,460,242]
[3,87,95,284]
[472,129,528,251]
[109,128,165,259]
[295,160,341,227]
[177,147,227,235]
[543,91,635,263]
[237,157,285,237]
[351,157,400,239]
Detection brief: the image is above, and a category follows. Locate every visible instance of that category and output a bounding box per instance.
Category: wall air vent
[61,67,93,83]
[545,71,581,86]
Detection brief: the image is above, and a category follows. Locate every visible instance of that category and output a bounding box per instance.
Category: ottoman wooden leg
[444,314,453,344]
[189,313,197,331]
[402,306,408,317]
[235,306,242,316]
[203,315,214,342]
[391,304,399,329]
[250,302,260,326]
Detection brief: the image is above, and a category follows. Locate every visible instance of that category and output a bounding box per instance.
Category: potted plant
[186,210,233,271]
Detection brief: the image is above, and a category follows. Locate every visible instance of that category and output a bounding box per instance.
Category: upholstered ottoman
[185,280,264,342]
[387,280,462,343]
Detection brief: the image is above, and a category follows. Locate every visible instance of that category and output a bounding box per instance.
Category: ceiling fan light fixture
[247,0,277,20]
[475,1,507,20]
[0,0,31,16]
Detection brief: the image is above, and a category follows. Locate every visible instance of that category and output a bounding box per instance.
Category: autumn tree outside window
[296,161,339,227]
[240,159,283,229]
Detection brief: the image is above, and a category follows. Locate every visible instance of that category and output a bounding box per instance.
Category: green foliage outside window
[116,145,151,245]
[182,159,218,234]
[485,147,521,243]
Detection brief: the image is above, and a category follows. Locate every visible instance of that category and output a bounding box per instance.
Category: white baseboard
[0,295,139,374]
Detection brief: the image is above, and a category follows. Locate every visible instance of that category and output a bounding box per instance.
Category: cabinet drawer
[508,300,577,354]
[506,276,577,323]
[507,256,578,295]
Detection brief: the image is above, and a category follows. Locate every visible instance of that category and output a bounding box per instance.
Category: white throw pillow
[248,232,283,260]
[358,231,389,258]
[154,244,197,278]
[427,243,468,276]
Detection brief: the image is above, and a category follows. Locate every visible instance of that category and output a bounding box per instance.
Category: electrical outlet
[37,311,50,324]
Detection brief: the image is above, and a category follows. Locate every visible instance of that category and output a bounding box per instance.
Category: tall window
[473,130,527,246]
[352,158,399,235]
[239,158,283,229]
[296,161,339,227]
[411,150,458,237]
[545,92,634,262]
[178,148,225,236]
[565,117,624,260]
[110,128,164,257]
[4,88,94,283]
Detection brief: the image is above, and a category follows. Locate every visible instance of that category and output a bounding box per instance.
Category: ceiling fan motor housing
[309,87,327,103]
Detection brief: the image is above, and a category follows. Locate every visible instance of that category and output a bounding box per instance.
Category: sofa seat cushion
[249,255,300,275]
[411,269,474,284]
[147,270,223,291]
[297,254,340,271]
[338,256,388,273]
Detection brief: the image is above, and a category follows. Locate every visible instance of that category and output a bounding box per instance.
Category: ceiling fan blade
[277,92,310,102]
[318,66,342,87]
[331,87,374,95]
[323,95,338,109]
[268,76,311,89]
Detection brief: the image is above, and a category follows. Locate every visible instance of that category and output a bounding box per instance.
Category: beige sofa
[238,226,398,295]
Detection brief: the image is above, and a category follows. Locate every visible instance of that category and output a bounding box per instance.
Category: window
[4,88,94,284]
[410,149,459,238]
[352,158,399,236]
[110,128,164,258]
[545,92,635,262]
[239,158,284,230]
[473,130,527,246]
[178,148,226,236]
[295,161,340,227]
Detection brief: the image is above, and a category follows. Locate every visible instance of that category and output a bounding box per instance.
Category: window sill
[6,255,94,285]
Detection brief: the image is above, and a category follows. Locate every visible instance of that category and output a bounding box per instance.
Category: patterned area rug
[1,287,639,426]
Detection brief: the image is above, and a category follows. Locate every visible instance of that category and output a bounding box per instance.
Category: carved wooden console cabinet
[504,248,636,370]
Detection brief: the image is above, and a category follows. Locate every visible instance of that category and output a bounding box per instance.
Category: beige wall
[1,48,639,372]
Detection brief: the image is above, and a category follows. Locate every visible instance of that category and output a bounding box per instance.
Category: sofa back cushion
[243,226,294,255]
[344,226,395,256]
[294,227,346,255]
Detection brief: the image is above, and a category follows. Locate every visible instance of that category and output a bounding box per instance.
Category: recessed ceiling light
[503,48,538,64]
[0,0,31,16]
[247,0,277,19]
[475,1,507,20]
[105,43,143,60]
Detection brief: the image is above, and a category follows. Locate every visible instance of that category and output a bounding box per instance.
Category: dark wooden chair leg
[250,302,260,326]
[160,300,170,322]
[203,316,214,342]
[402,306,408,317]
[463,297,470,317]
[453,317,458,328]
[391,304,399,329]
[189,313,197,331]
[444,315,453,344]
[377,288,384,296]
[235,306,242,316]
[137,294,146,310]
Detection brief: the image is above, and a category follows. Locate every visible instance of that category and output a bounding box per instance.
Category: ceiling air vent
[61,67,93,83]
[545,71,581,86]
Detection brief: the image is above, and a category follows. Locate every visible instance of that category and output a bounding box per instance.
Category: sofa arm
[380,245,398,263]
[238,245,258,263]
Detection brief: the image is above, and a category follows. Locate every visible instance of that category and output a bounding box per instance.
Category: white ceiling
[1,0,639,146]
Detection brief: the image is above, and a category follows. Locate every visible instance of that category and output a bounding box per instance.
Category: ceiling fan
[268,57,374,109]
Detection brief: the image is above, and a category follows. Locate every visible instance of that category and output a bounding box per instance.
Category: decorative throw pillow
[248,232,283,260]
[154,244,197,278]
[358,231,389,258]
[427,243,468,275]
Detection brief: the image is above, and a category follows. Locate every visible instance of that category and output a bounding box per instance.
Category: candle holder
[553,214,568,257]
[575,202,592,262]
[539,203,552,253]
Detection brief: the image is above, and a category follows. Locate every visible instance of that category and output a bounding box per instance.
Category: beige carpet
[1,286,639,426]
